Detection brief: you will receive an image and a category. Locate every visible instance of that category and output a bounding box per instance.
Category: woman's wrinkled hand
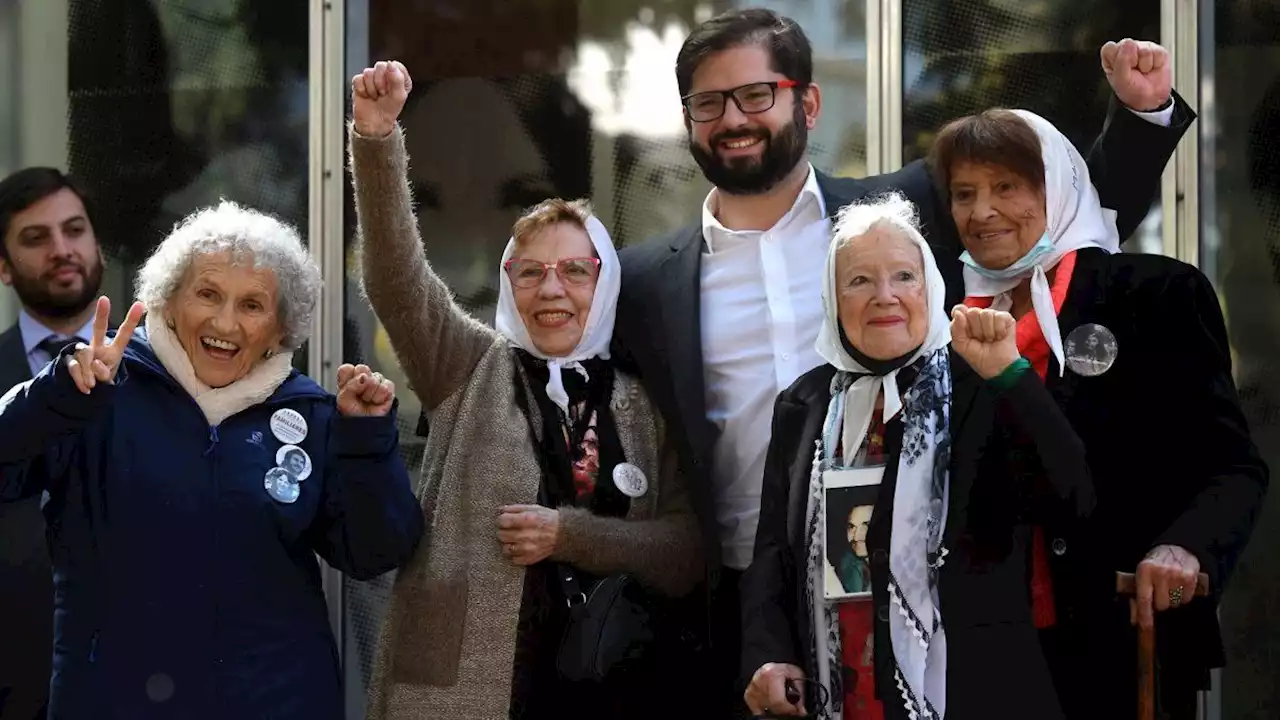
[336,363,395,417]
[351,60,412,139]
[497,504,560,566]
[745,663,807,717]
[1101,39,1172,112]
[950,305,1020,379]
[67,296,145,395]
[1130,544,1202,629]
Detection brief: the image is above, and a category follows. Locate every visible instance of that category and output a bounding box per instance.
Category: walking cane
[1115,571,1210,720]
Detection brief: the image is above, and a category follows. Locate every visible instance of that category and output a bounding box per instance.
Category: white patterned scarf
[804,195,953,719]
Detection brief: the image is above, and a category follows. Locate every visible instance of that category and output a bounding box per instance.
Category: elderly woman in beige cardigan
[349,61,704,719]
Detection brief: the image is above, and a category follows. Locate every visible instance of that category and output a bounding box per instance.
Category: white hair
[135,200,322,350]
[831,190,926,253]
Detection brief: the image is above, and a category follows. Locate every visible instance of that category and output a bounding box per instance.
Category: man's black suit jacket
[612,93,1197,573]
[0,322,51,720]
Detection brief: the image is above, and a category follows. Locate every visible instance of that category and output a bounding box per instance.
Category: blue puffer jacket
[0,330,424,720]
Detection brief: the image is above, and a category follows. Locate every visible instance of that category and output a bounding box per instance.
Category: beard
[10,254,104,319]
[687,102,808,196]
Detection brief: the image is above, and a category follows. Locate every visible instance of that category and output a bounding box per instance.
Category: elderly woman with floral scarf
[348,61,703,720]
[740,191,1094,719]
[931,108,1268,719]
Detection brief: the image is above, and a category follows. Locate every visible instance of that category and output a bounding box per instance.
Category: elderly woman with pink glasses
[347,60,704,720]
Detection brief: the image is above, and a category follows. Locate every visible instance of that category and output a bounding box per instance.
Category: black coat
[1032,248,1269,718]
[740,352,1095,719]
[0,323,49,720]
[612,93,1196,574]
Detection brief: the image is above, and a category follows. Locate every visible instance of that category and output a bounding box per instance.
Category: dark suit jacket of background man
[611,93,1197,579]
[0,323,54,720]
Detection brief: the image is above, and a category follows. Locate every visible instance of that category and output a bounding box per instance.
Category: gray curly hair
[135,200,322,350]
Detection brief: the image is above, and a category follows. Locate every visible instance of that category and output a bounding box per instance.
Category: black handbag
[511,360,657,684]
[550,560,656,683]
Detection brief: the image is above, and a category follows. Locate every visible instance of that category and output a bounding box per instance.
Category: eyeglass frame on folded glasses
[681,79,803,123]
[503,257,601,288]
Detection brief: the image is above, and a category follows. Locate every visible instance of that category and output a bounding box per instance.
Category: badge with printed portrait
[265,467,300,504]
[1064,323,1119,377]
[275,445,313,482]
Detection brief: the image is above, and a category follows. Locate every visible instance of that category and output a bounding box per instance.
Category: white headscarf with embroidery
[959,109,1120,376]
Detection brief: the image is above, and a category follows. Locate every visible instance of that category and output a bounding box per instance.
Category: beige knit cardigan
[351,123,704,720]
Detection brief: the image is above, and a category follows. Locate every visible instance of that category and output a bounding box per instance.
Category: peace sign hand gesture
[66,296,146,395]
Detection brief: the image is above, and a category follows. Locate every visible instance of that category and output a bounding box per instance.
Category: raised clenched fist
[1101,39,1172,112]
[950,305,1020,380]
[351,60,412,139]
[336,363,395,418]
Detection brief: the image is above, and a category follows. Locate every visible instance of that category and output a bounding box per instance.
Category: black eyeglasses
[681,80,802,123]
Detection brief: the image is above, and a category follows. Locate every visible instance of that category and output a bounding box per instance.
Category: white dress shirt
[700,164,832,570]
[697,104,1174,571]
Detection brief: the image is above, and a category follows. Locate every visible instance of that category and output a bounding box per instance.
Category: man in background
[0,167,106,720]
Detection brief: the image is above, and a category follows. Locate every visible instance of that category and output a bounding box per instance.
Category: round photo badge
[270,408,308,445]
[1064,323,1119,377]
[265,467,300,504]
[275,445,313,482]
[612,462,648,498]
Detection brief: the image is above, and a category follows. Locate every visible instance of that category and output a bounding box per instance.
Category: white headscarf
[960,109,1120,376]
[494,214,620,412]
[807,192,953,720]
[814,193,952,454]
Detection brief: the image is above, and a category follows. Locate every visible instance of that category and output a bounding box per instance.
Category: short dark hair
[928,109,1045,198]
[675,8,813,98]
[0,167,99,260]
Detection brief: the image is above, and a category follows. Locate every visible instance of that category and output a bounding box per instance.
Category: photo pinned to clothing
[275,444,312,482]
[823,464,885,602]
[265,467,300,504]
[1064,322,1118,377]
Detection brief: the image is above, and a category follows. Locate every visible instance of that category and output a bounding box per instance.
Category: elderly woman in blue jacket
[0,200,423,720]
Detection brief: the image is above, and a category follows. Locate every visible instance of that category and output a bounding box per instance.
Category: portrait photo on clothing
[823,467,883,601]
[1064,323,1119,377]
[276,444,313,481]
[264,466,300,503]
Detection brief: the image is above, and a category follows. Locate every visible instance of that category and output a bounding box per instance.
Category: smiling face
[510,222,598,356]
[834,227,929,361]
[949,161,1048,270]
[683,44,818,195]
[169,252,285,388]
[284,450,306,476]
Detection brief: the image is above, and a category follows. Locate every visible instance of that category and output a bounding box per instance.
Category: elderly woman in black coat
[931,107,1269,719]
[740,191,1094,720]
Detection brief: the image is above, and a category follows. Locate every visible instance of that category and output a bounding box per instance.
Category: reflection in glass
[901,0,1162,253]
[1199,2,1280,717]
[65,0,310,368]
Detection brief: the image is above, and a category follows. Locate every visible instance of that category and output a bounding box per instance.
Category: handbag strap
[510,355,590,609]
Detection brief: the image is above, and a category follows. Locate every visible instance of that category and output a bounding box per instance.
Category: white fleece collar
[144,312,296,426]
